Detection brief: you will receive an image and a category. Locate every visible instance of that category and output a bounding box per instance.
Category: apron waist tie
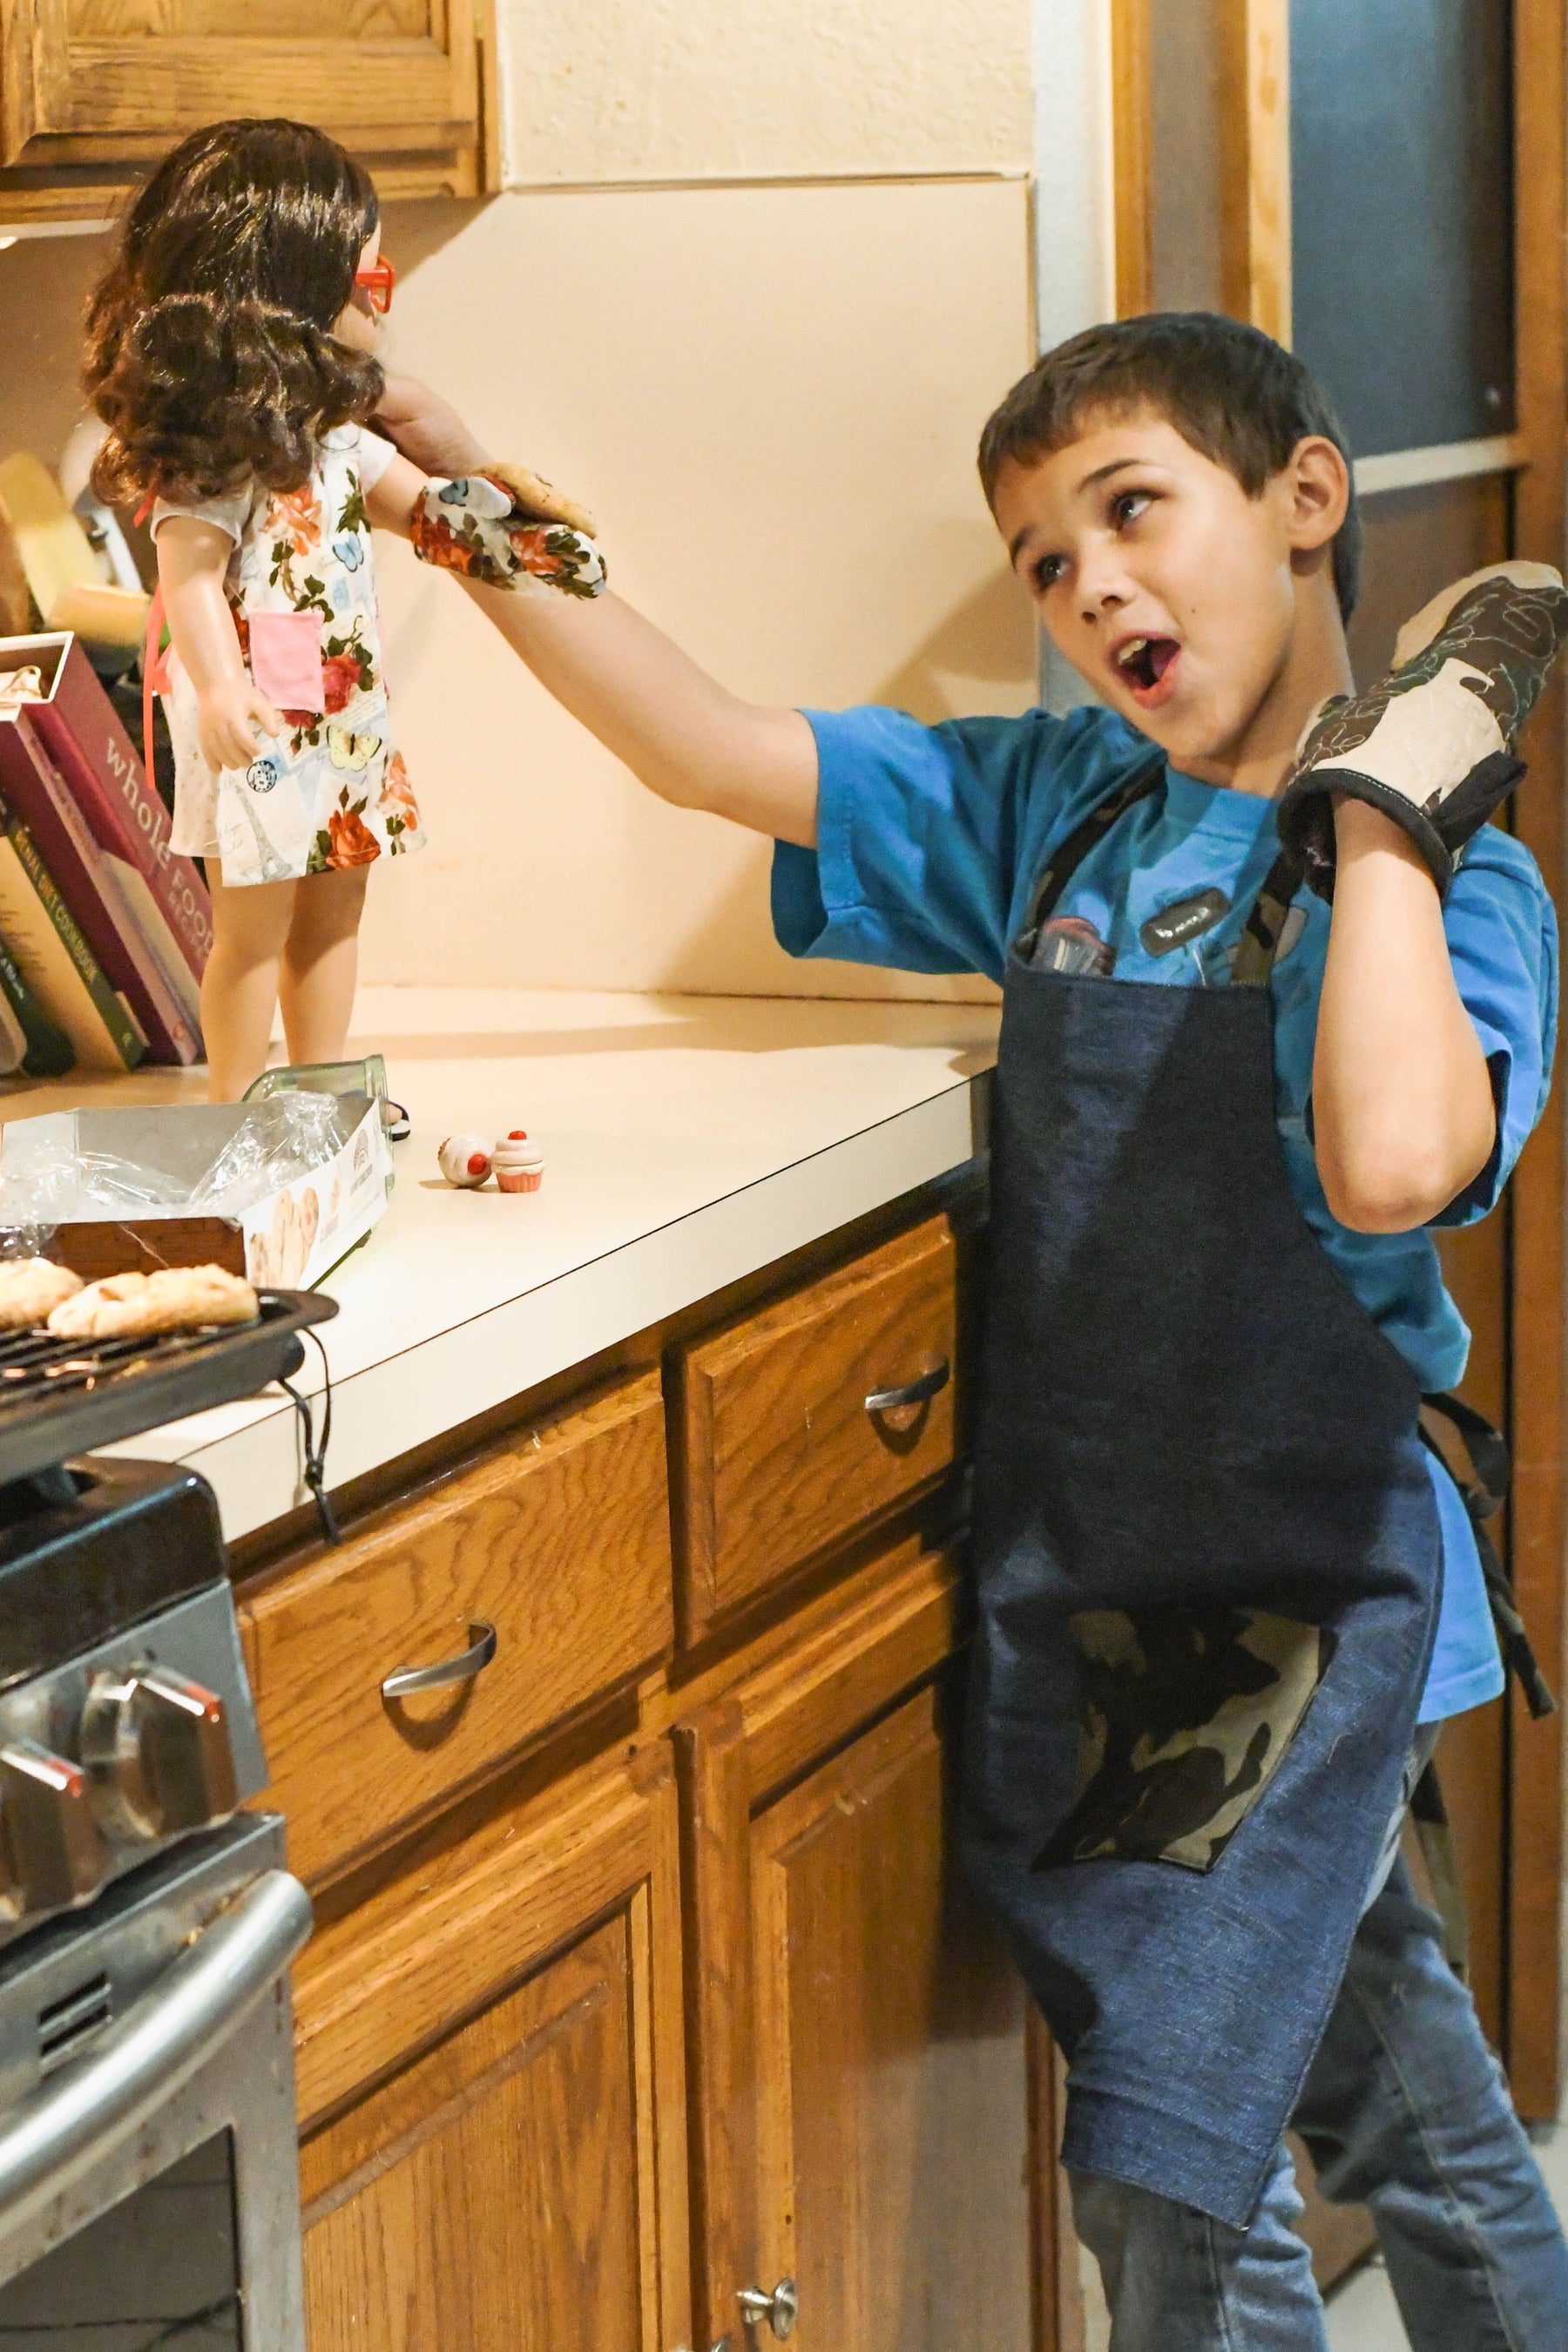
[1421,1390,1556,1720]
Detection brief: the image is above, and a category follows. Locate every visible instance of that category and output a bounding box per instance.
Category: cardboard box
[0,1094,391,1288]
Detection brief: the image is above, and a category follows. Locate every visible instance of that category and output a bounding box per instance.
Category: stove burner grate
[0,1290,337,1485]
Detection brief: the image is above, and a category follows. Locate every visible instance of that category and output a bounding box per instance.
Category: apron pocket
[1037,1605,1335,1873]
[248,611,326,713]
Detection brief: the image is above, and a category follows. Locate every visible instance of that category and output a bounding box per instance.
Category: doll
[83,117,605,1100]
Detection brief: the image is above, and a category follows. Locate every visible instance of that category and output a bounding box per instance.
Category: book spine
[0,936,71,1078]
[5,816,145,1070]
[0,717,197,1064]
[30,637,212,983]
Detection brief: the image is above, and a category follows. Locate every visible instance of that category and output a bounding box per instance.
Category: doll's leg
[278,867,369,1069]
[201,874,298,1103]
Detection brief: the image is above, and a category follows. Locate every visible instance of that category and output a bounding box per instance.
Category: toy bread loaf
[47,1263,259,1341]
[0,1259,83,1330]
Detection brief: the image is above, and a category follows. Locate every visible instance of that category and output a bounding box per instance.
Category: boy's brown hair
[978,312,1362,620]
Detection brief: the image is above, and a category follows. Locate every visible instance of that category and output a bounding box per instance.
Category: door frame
[1110,0,1568,2113]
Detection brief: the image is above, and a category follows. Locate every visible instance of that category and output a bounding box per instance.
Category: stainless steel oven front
[0,1813,310,2349]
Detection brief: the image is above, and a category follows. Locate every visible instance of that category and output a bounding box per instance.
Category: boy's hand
[198,675,284,772]
[373,375,490,478]
[1277,561,1568,897]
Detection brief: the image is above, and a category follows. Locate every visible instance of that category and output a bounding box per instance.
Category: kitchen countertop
[0,990,999,1543]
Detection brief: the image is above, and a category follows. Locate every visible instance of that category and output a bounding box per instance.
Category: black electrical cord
[280,1327,338,1544]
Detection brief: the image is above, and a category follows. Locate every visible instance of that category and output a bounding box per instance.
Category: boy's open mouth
[1112,634,1181,708]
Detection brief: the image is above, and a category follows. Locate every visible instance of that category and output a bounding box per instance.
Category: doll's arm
[363,451,429,537]
[157,518,284,771]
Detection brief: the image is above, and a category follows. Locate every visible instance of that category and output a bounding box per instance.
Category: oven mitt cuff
[1276,562,1568,900]
[409,470,607,598]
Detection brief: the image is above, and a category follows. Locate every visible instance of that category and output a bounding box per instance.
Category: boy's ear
[1284,435,1350,556]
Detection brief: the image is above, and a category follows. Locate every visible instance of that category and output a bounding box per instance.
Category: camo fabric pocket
[1037,1606,1335,1873]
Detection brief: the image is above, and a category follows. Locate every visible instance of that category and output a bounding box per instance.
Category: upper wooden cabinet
[0,0,492,219]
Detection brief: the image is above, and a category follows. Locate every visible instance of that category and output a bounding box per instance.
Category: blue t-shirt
[774,703,1560,1724]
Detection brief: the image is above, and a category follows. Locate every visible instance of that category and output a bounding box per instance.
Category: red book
[0,632,212,988]
[0,713,199,1064]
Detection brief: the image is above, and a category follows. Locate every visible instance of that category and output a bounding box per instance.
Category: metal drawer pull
[864,1359,950,1415]
[738,2278,797,2339]
[382,1621,498,1700]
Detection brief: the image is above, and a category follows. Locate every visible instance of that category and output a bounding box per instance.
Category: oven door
[0,1815,310,2351]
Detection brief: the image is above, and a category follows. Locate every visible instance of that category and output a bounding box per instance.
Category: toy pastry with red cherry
[492,1130,544,1193]
[438,1133,492,1188]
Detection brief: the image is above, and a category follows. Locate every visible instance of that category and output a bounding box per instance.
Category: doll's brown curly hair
[84,118,384,508]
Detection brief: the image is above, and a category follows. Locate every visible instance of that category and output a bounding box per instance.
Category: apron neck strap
[1231,840,1308,987]
[1022,757,1165,939]
[1021,754,1306,987]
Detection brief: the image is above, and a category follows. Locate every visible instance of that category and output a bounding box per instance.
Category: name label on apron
[1140,886,1231,958]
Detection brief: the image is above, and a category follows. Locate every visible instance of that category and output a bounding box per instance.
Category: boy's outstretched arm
[374,375,820,848]
[1312,801,1497,1233]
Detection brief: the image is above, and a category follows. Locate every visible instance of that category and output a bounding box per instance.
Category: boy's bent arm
[1312,800,1497,1233]
[373,374,819,847]
[461,581,820,848]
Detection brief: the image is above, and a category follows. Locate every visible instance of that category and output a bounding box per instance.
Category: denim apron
[960,764,1442,2227]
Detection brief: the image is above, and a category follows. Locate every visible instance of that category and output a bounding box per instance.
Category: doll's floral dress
[154,424,424,887]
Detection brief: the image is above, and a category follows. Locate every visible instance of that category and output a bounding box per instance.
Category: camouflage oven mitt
[409,466,606,599]
[1276,562,1568,898]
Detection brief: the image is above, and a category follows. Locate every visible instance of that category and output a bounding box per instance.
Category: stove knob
[0,1740,105,1916]
[81,1665,240,1842]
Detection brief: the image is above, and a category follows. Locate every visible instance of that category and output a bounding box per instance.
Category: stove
[0,1288,335,2348]
[0,1459,266,1943]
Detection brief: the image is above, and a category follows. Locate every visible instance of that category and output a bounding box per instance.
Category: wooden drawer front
[676,1217,958,1638]
[243,1371,672,1885]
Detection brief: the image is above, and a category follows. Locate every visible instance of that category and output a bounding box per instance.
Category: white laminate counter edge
[118,1075,988,1544]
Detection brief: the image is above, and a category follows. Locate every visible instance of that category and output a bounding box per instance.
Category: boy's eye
[1031,553,1066,592]
[1112,489,1153,530]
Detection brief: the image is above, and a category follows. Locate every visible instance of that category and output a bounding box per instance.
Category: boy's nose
[1076,546,1134,623]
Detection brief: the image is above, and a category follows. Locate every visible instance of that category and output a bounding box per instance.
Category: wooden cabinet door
[294,1743,690,2352]
[678,1540,1080,2352]
[1,0,483,198]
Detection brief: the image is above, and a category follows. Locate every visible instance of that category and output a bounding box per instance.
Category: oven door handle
[0,1867,311,2231]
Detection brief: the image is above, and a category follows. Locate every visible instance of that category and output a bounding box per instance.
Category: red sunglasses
[353,256,396,314]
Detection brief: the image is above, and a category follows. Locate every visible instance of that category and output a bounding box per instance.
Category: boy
[378,314,1568,2348]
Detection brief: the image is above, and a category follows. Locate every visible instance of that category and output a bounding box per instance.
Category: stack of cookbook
[0,632,209,1075]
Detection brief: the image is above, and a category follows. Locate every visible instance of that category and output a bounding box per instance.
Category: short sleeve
[1433,824,1559,1225]
[771,701,1146,983]
[355,428,397,493]
[149,484,254,545]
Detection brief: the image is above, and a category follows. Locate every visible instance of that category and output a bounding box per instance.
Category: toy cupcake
[492,1130,544,1193]
[439,1133,492,1188]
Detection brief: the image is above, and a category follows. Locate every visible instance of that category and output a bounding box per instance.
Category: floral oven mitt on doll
[1277,561,1568,897]
[408,461,607,598]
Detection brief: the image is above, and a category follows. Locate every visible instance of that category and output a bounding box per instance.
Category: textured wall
[498,0,1034,186]
[360,180,1035,999]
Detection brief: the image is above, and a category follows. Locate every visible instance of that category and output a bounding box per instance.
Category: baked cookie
[48,1264,260,1342]
[0,1258,83,1331]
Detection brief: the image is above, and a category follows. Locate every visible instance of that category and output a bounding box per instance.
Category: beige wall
[362,179,1036,997]
[500,0,1033,186]
[0,0,1064,1004]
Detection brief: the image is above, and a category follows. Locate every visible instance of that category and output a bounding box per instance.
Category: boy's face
[993,405,1348,779]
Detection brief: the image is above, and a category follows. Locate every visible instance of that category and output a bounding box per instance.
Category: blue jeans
[1070,1856,1568,2349]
